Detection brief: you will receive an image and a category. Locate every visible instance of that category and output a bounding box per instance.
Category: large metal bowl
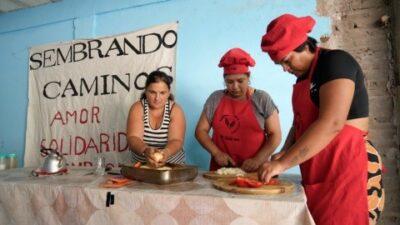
[120,163,198,185]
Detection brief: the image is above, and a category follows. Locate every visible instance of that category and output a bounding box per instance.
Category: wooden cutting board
[203,171,257,180]
[213,178,295,195]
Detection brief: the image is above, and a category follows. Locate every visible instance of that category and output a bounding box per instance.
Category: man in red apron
[195,48,281,172]
[257,14,376,225]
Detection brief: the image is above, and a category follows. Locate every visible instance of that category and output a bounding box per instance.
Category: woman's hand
[258,160,285,183]
[213,151,236,167]
[241,157,264,172]
[144,148,164,168]
[156,148,171,166]
[271,150,286,161]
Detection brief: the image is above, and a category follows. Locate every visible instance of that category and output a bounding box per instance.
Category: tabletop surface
[0,167,315,225]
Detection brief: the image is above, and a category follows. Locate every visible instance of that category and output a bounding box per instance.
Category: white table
[0,168,315,225]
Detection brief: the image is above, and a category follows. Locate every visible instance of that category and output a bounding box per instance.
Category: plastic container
[0,154,6,170]
[94,156,106,176]
[5,153,17,169]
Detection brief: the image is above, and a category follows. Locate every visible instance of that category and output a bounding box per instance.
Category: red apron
[210,91,265,170]
[293,48,368,225]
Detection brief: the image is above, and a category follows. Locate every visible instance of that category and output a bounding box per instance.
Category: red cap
[261,14,315,62]
[218,48,255,75]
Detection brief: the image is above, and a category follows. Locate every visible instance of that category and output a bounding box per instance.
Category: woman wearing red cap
[195,48,281,172]
[258,14,384,225]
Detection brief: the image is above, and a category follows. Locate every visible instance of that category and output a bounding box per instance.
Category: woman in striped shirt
[126,71,186,167]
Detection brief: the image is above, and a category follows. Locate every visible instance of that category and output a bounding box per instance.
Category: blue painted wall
[0,0,329,173]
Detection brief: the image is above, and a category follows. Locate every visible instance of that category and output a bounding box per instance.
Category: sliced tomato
[244,179,263,188]
[231,176,279,188]
[235,179,251,188]
[233,176,263,188]
[264,178,279,185]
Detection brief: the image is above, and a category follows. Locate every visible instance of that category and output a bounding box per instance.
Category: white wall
[0,0,330,172]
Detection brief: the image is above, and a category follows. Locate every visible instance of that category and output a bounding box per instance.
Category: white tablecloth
[0,168,315,225]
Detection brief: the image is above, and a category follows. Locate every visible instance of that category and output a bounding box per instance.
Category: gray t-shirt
[203,89,278,129]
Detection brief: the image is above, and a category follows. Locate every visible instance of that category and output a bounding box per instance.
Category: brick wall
[317,0,400,224]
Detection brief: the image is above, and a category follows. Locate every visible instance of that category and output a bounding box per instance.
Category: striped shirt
[132,99,185,164]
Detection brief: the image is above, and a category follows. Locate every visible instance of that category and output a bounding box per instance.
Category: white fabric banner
[25,22,178,168]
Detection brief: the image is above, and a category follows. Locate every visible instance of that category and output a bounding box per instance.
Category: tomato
[233,176,263,188]
[264,178,279,185]
[246,180,263,188]
[133,162,141,168]
[234,179,250,187]
[231,176,279,188]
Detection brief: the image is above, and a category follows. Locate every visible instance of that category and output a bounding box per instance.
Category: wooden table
[0,168,315,225]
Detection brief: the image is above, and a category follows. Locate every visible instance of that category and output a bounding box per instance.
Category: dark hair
[140,70,174,100]
[294,36,318,53]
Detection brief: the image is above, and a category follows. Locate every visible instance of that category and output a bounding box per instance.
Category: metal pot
[40,148,67,173]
